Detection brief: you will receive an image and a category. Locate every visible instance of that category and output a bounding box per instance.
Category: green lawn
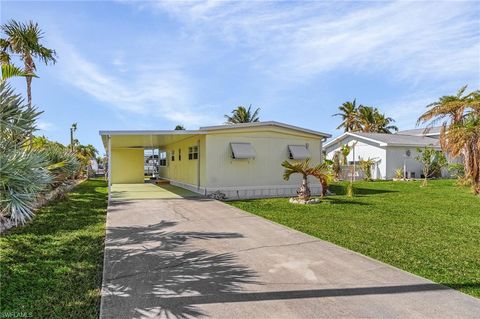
[0,179,108,318]
[229,179,480,298]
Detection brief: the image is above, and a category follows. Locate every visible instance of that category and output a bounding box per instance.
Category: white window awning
[288,145,310,160]
[230,142,255,159]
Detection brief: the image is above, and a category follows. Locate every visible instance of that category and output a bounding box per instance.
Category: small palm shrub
[282,159,332,201]
[394,168,404,179]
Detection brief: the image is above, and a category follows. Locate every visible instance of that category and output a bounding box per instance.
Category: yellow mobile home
[100,121,331,199]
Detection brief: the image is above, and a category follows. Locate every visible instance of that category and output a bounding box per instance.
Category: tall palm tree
[70,123,77,151]
[1,20,57,105]
[225,105,260,124]
[357,105,377,132]
[333,99,360,132]
[417,85,480,195]
[373,112,398,133]
[282,159,331,200]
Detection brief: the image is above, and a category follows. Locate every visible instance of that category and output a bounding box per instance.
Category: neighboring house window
[178,148,182,161]
[159,151,167,166]
[171,150,175,162]
[188,146,199,160]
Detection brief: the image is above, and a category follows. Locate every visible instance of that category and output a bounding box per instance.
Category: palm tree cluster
[281,159,332,201]
[334,99,398,133]
[418,85,480,195]
[225,105,260,124]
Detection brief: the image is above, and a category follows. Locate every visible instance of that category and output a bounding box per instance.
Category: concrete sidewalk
[100,198,480,319]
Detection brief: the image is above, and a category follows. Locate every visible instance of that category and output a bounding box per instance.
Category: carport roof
[99,121,331,149]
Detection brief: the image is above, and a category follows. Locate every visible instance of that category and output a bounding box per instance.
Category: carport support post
[108,135,112,201]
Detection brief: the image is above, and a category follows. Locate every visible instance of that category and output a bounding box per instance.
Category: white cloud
[51,40,222,127]
[131,0,480,85]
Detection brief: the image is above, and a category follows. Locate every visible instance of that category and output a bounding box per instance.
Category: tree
[334,101,397,133]
[174,125,186,130]
[225,105,260,124]
[75,144,98,177]
[357,105,398,133]
[70,123,77,151]
[340,144,351,165]
[417,85,480,194]
[415,146,448,187]
[1,20,57,105]
[358,157,376,180]
[281,159,331,201]
[334,99,360,132]
[331,151,342,181]
[373,112,398,133]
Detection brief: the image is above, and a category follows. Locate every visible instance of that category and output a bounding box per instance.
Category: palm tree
[174,125,186,130]
[417,85,480,195]
[282,159,331,201]
[70,123,77,151]
[357,105,377,132]
[75,144,98,177]
[333,99,360,132]
[1,20,57,105]
[334,100,397,134]
[225,105,260,124]
[374,112,398,133]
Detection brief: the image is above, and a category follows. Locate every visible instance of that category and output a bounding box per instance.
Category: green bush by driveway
[0,179,108,318]
[229,179,480,298]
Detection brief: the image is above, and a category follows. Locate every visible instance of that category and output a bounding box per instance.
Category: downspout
[197,139,201,190]
[107,135,112,201]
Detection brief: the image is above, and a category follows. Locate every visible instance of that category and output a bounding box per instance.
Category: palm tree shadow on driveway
[101,221,259,318]
[101,217,465,318]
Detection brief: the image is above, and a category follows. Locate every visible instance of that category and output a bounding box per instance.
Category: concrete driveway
[100,197,480,319]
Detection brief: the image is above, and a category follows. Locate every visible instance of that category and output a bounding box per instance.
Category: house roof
[199,121,331,138]
[99,121,330,149]
[324,132,440,149]
[396,126,442,136]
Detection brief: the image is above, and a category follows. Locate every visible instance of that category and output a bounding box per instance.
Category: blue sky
[3,0,479,153]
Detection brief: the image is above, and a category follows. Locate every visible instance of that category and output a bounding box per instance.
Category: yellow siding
[159,135,206,188]
[205,131,322,188]
[111,148,144,184]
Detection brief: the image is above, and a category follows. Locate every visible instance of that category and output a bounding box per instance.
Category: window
[171,150,175,162]
[188,146,198,160]
[159,151,167,166]
[178,148,182,161]
[230,142,255,159]
[288,145,310,160]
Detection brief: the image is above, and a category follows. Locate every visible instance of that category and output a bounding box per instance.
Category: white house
[324,128,445,180]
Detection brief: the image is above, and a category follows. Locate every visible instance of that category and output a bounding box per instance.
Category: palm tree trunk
[26,75,32,106]
[298,176,311,200]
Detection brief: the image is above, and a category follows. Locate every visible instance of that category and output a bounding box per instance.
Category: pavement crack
[232,240,319,254]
